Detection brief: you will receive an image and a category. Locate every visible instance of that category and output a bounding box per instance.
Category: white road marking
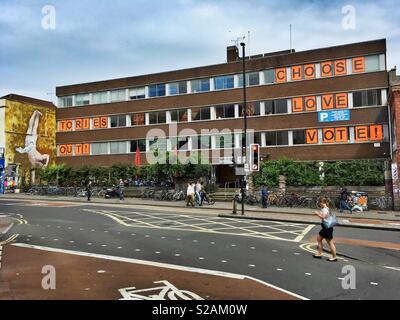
[231,244,237,247]
[87,243,92,246]
[174,254,181,257]
[80,228,84,231]
[101,244,107,247]
[27,235,32,238]
[69,241,75,244]
[305,273,311,276]
[177,238,181,241]
[12,243,308,300]
[276,268,283,271]
[221,260,227,263]
[97,270,106,274]
[294,253,300,255]
[250,247,256,250]
[155,252,161,254]
[370,282,378,286]
[145,235,150,238]
[211,242,215,245]
[294,225,315,242]
[384,266,400,272]
[40,237,46,240]
[57,226,61,229]
[68,227,72,230]
[91,229,95,232]
[272,250,278,253]
[135,249,141,252]
[198,257,205,260]
[53,239,59,241]
[193,240,198,243]
[248,264,255,268]
[104,231,109,233]
[117,247,123,249]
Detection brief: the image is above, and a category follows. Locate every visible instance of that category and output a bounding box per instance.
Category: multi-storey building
[55,39,390,184]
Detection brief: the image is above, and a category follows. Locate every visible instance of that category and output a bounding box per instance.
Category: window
[131,113,145,126]
[110,89,126,102]
[129,87,145,100]
[110,141,127,154]
[239,101,261,117]
[353,90,382,107]
[171,136,189,151]
[216,134,234,149]
[75,94,90,106]
[92,92,108,104]
[148,84,166,97]
[264,69,276,84]
[265,131,289,146]
[170,109,188,122]
[365,55,380,72]
[130,140,146,152]
[214,76,234,90]
[59,96,73,107]
[293,130,306,145]
[148,111,167,125]
[264,99,288,115]
[198,135,211,150]
[215,104,235,119]
[191,79,210,93]
[149,137,167,151]
[110,115,127,128]
[241,132,262,148]
[238,72,260,87]
[169,81,187,95]
[191,107,211,121]
[91,142,108,155]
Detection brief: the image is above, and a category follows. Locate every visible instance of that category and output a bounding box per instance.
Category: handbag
[322,210,339,229]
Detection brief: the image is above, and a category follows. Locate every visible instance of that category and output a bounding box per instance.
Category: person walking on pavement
[186,181,195,207]
[119,178,125,201]
[261,184,269,208]
[339,187,352,214]
[313,197,338,262]
[86,180,92,201]
[195,180,202,205]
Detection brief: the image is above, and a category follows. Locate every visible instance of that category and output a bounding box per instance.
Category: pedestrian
[119,178,125,201]
[261,184,269,208]
[186,181,195,207]
[199,181,206,206]
[86,180,92,201]
[195,180,202,205]
[339,187,352,214]
[313,197,338,262]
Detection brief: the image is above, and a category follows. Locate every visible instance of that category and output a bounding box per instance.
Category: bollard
[232,198,237,215]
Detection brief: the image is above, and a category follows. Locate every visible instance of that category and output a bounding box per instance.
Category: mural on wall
[16,110,50,168]
[5,100,56,170]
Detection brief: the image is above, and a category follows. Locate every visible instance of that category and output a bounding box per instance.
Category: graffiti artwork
[16,110,50,168]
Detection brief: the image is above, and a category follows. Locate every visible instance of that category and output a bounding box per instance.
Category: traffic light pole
[240,42,247,216]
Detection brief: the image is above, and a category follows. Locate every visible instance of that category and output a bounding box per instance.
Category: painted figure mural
[16,110,50,168]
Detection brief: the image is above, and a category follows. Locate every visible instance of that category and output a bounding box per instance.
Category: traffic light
[250,144,260,172]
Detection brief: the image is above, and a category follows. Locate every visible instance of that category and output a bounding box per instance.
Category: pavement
[1,193,400,231]
[0,198,399,300]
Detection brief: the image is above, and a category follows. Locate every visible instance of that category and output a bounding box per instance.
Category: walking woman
[313,197,338,262]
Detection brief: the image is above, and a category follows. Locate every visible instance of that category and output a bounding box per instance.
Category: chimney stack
[227,46,239,62]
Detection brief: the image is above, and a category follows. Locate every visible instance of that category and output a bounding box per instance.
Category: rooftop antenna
[290,24,293,52]
[247,30,251,57]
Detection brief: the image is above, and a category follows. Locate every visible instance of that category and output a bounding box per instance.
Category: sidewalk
[2,193,400,231]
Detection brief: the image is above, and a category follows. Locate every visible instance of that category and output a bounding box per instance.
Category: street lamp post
[240,42,247,216]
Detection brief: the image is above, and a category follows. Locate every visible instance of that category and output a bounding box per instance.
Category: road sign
[318,110,350,123]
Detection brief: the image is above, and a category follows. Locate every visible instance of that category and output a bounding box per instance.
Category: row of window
[57,124,388,157]
[57,89,386,132]
[58,54,384,107]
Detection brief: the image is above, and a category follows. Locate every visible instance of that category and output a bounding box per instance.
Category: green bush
[253,158,385,187]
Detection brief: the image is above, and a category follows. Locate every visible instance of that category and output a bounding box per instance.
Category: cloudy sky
[1,0,399,102]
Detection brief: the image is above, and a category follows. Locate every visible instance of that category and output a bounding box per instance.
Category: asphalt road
[1,199,399,300]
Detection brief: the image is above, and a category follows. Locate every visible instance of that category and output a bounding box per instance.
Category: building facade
[55,39,390,184]
[0,94,56,189]
[389,69,400,209]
